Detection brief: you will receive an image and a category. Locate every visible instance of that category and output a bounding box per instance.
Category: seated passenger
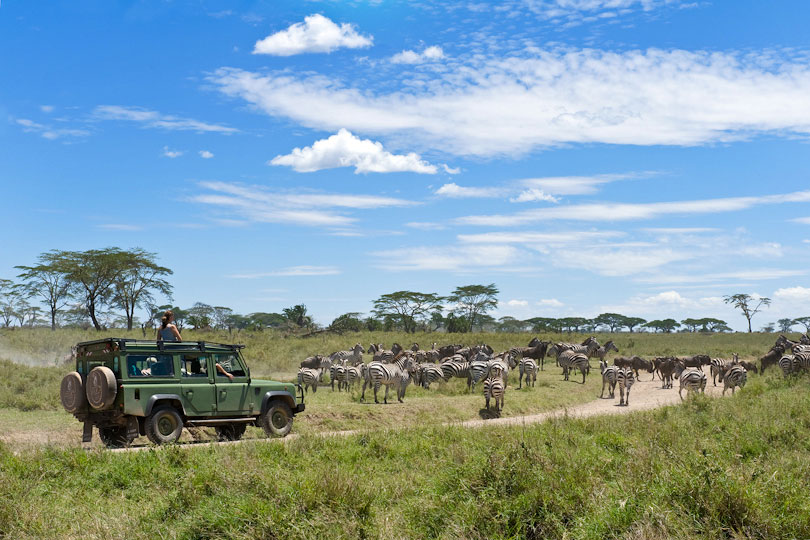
[216,356,235,382]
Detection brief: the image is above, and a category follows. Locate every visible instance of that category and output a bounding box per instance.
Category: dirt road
[103,373,726,453]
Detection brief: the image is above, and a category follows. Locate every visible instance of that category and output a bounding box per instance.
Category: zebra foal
[718,364,747,395]
[600,360,618,398]
[617,367,635,406]
[677,367,707,400]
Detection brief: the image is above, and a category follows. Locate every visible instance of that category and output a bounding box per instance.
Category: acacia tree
[56,248,124,330]
[724,293,771,333]
[643,319,681,333]
[793,316,810,332]
[593,313,626,333]
[282,304,313,330]
[777,318,794,333]
[446,284,498,333]
[372,291,444,334]
[0,279,17,327]
[111,249,173,331]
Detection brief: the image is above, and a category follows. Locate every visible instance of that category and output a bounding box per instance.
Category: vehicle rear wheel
[260,401,293,438]
[145,406,183,445]
[98,426,135,448]
[215,423,247,441]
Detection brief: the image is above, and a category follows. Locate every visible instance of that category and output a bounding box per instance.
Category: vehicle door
[180,355,216,416]
[213,352,252,414]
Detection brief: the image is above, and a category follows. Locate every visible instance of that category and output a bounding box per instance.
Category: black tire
[98,426,134,448]
[260,401,293,438]
[215,423,247,441]
[145,406,184,445]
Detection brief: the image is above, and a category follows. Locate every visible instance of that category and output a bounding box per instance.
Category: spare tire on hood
[60,372,87,413]
[86,366,117,410]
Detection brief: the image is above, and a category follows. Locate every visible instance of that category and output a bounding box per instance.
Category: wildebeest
[613,355,653,381]
[759,345,785,372]
[300,354,328,370]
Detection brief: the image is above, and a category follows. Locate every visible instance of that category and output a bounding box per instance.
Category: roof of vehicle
[76,338,245,355]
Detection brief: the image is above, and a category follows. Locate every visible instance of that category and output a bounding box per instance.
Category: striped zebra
[418,363,445,389]
[778,354,795,376]
[616,367,635,406]
[329,344,365,366]
[483,363,506,412]
[600,360,618,398]
[345,365,364,391]
[297,367,321,393]
[793,352,810,372]
[709,355,737,386]
[518,357,538,389]
[330,362,348,392]
[678,368,707,400]
[793,344,810,355]
[468,352,493,391]
[593,340,619,364]
[558,350,590,384]
[440,358,470,387]
[718,364,747,395]
[363,354,414,404]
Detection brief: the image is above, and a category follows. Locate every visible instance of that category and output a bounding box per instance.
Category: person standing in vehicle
[157,310,182,342]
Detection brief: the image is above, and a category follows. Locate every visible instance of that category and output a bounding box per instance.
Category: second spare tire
[60,372,87,413]
[86,366,117,410]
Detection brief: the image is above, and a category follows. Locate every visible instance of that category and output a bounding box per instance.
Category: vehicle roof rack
[76,338,245,351]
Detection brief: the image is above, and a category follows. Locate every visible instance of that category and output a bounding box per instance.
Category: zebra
[793,352,810,372]
[677,367,707,400]
[483,363,506,412]
[297,367,321,393]
[558,350,590,384]
[329,343,365,366]
[617,367,635,406]
[792,344,810,355]
[718,364,747,395]
[709,354,738,386]
[468,352,493,391]
[372,343,403,364]
[345,365,364,391]
[593,340,619,364]
[778,354,795,376]
[418,363,445,389]
[363,354,414,404]
[509,339,549,371]
[330,361,348,392]
[440,358,470,386]
[518,356,539,389]
[600,360,618,398]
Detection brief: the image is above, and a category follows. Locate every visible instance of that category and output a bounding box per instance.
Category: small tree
[623,317,647,333]
[761,322,776,333]
[15,252,73,331]
[724,293,771,333]
[446,284,498,333]
[57,248,124,330]
[329,312,365,334]
[681,318,701,332]
[187,302,215,330]
[777,318,794,333]
[592,313,626,333]
[643,319,681,333]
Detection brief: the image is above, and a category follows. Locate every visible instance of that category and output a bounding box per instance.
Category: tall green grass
[1,375,808,539]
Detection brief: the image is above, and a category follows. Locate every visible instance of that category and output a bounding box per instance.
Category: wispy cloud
[456,190,810,226]
[253,14,372,56]
[94,105,237,134]
[435,173,636,202]
[791,217,810,224]
[636,269,806,284]
[271,129,441,174]
[372,244,521,272]
[229,265,340,278]
[15,118,90,140]
[191,181,416,228]
[434,183,507,198]
[391,46,444,64]
[210,48,810,156]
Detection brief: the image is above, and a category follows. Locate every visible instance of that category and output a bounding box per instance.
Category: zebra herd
[297,332,810,415]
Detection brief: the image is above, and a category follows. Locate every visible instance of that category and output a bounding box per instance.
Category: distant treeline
[2,249,809,335]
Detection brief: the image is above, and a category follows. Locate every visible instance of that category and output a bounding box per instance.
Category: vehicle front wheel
[98,426,135,448]
[260,401,293,438]
[215,423,247,441]
[145,406,183,445]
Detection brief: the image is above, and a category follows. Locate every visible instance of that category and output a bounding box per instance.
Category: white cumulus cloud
[199,150,214,159]
[270,129,439,174]
[507,299,529,307]
[773,286,810,304]
[162,146,183,158]
[391,46,445,64]
[253,14,372,56]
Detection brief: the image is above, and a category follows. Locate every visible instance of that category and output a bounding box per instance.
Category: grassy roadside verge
[1,376,809,539]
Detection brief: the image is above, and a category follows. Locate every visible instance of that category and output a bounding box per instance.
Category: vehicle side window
[181,355,209,377]
[127,354,174,377]
[213,353,245,377]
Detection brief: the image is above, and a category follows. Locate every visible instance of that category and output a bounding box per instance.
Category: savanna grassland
[1,328,806,539]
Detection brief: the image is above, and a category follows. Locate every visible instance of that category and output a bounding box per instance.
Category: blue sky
[2,0,810,330]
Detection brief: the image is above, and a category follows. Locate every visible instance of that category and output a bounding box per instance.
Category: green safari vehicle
[60,338,305,447]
